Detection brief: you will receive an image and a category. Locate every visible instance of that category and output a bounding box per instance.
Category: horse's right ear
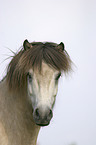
[23,39,32,50]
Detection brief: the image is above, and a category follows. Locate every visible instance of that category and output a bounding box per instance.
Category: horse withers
[0,40,72,145]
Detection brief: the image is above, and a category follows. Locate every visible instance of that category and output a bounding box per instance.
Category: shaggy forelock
[7,42,72,92]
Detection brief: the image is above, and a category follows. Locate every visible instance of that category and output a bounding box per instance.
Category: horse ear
[57,42,65,51]
[23,39,32,50]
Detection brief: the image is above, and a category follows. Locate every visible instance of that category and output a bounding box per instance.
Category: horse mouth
[36,122,50,127]
[34,117,51,127]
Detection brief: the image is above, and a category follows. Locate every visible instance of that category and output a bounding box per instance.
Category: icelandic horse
[0,40,72,145]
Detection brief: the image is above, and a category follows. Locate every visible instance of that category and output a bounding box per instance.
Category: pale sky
[0,0,96,145]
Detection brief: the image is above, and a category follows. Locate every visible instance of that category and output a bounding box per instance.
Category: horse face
[27,62,61,126]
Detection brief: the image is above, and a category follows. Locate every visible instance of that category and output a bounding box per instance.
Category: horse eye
[55,72,61,81]
[27,73,32,81]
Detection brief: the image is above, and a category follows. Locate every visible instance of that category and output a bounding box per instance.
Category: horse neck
[0,79,40,145]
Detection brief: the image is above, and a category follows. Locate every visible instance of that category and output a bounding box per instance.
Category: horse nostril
[49,109,52,116]
[47,109,53,120]
[35,108,40,118]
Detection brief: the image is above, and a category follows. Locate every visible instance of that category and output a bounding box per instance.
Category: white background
[0,0,96,145]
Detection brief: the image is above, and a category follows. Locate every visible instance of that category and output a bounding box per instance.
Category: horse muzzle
[33,107,53,126]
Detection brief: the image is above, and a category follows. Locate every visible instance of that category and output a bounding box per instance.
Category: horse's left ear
[57,42,65,51]
[23,39,32,50]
